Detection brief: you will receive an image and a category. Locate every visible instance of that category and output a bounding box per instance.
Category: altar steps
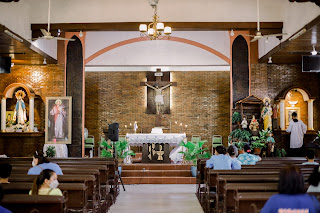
[121,164,196,184]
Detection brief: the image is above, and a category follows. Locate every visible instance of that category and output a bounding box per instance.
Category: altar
[126,133,186,163]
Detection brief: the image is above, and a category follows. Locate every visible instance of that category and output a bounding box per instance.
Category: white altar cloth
[126,133,186,147]
[43,144,68,158]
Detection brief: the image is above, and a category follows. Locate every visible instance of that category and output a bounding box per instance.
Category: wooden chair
[212,135,222,154]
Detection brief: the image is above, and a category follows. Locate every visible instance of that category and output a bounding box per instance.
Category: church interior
[0,0,320,212]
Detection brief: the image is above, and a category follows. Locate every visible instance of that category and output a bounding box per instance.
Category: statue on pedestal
[13,90,27,125]
[261,97,272,130]
[249,115,259,136]
[241,116,248,129]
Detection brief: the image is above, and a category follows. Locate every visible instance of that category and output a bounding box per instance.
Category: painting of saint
[45,97,72,144]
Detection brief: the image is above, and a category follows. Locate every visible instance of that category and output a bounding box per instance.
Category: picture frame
[45,97,72,144]
[6,111,14,122]
[285,107,300,127]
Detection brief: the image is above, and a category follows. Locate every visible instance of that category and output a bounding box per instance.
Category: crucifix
[140,68,177,127]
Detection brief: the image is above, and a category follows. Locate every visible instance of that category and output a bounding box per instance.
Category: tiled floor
[109,184,204,213]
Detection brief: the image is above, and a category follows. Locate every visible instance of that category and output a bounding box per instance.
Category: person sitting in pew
[237,144,261,165]
[27,151,63,175]
[29,169,63,196]
[227,145,241,170]
[0,163,12,184]
[0,185,12,213]
[302,149,319,165]
[307,165,320,193]
[206,146,236,170]
[261,165,320,213]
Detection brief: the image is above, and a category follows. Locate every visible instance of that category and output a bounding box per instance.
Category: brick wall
[85,71,230,154]
[251,63,320,130]
[0,65,65,156]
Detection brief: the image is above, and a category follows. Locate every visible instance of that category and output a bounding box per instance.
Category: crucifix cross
[140,68,177,127]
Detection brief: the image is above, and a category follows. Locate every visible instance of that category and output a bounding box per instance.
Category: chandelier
[139,0,171,40]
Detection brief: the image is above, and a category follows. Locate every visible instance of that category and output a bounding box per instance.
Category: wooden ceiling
[260,15,320,64]
[31,22,283,38]
[0,25,57,65]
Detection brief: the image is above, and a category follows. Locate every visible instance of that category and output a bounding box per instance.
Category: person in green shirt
[29,169,63,196]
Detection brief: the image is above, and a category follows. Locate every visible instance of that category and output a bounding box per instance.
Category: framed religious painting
[45,97,72,144]
[285,107,300,128]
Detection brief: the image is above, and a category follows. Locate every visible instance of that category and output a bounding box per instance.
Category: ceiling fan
[242,0,287,42]
[33,0,74,41]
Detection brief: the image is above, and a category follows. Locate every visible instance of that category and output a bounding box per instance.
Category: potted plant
[234,141,245,154]
[99,138,135,175]
[274,147,286,157]
[179,140,211,177]
[232,111,241,129]
[45,146,56,157]
[251,135,266,155]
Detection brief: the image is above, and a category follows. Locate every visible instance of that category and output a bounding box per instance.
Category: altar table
[126,133,186,163]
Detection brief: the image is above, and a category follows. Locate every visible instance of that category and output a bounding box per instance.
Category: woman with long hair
[261,165,320,213]
[307,165,320,192]
[30,169,62,196]
[27,151,63,175]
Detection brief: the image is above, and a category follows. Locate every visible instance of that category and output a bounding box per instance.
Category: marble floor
[109,184,204,213]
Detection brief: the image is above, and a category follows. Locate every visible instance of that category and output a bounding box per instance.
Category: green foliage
[230,129,252,142]
[179,140,212,166]
[251,141,266,149]
[46,146,56,157]
[233,141,244,150]
[99,139,135,160]
[232,111,241,123]
[317,131,320,139]
[274,148,286,157]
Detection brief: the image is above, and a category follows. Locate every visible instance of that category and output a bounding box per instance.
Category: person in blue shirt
[237,144,261,165]
[0,185,12,213]
[206,146,233,170]
[261,165,320,213]
[227,145,241,170]
[302,149,319,165]
[27,151,63,175]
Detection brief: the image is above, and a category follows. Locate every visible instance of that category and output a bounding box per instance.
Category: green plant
[230,129,252,142]
[233,141,244,150]
[232,111,241,124]
[46,146,56,157]
[274,148,286,157]
[179,140,211,166]
[99,139,135,160]
[251,141,266,149]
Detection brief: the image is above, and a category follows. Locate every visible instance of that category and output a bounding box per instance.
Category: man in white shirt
[286,112,307,157]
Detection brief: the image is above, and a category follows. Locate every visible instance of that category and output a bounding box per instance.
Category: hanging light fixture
[139,0,171,40]
[311,45,317,55]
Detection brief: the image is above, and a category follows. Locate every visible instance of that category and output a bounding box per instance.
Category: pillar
[1,97,6,132]
[29,96,34,132]
[279,99,285,130]
[307,99,314,130]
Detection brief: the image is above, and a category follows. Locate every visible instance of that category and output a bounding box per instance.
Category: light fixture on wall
[79,31,83,37]
[139,0,171,40]
[43,58,47,65]
[268,57,272,64]
[311,46,317,55]
[230,29,234,36]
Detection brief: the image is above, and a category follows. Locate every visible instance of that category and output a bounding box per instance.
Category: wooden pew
[234,192,277,213]
[223,182,278,212]
[2,182,88,213]
[1,194,68,213]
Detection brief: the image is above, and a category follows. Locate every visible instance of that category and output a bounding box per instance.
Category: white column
[307,99,314,130]
[29,96,34,132]
[1,97,6,132]
[280,99,285,130]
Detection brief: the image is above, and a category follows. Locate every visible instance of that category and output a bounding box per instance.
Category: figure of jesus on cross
[145,82,172,114]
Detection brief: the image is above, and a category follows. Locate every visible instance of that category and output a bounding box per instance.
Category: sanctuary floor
[109,184,203,213]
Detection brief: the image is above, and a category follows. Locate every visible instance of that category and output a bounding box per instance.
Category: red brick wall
[0,65,65,156]
[251,63,320,130]
[85,71,230,153]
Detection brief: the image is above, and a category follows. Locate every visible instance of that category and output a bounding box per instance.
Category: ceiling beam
[31,22,283,38]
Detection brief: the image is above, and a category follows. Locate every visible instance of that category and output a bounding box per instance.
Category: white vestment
[286,120,307,148]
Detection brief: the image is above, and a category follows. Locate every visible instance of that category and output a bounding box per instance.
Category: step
[122,164,193,171]
[121,170,192,177]
[122,177,196,184]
